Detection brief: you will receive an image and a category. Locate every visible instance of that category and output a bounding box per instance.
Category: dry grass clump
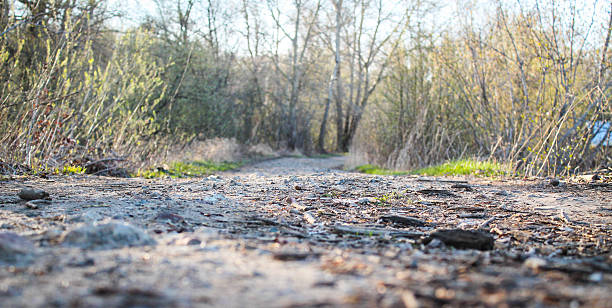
[165,138,280,164]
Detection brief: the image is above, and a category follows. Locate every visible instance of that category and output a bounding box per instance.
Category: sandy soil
[0,156,610,307]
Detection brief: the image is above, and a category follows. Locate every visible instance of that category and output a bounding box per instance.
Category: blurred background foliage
[0,0,609,176]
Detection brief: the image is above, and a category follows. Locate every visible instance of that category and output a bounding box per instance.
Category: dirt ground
[0,156,611,307]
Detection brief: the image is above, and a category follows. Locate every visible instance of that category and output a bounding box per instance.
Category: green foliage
[356,159,508,177]
[0,2,242,172]
[355,164,409,176]
[355,5,610,177]
[412,159,508,177]
[57,165,86,175]
[135,160,242,178]
[372,191,411,207]
[0,4,166,170]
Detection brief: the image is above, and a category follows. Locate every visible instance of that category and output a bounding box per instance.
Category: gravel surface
[0,156,611,307]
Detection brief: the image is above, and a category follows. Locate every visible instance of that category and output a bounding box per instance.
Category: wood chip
[451,183,474,191]
[416,189,457,197]
[379,215,428,227]
[425,229,495,250]
[272,251,320,261]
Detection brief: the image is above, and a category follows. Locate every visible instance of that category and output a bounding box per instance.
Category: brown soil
[0,156,610,307]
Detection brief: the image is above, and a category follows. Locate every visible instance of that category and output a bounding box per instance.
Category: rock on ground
[0,232,36,265]
[60,221,156,250]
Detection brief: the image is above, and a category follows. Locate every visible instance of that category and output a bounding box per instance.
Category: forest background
[0,0,610,177]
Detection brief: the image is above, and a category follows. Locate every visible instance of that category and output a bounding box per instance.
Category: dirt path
[0,156,611,307]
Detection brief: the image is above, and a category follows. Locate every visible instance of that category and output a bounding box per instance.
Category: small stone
[358,197,376,204]
[426,238,444,249]
[494,190,510,196]
[40,229,64,244]
[70,210,105,223]
[18,188,50,201]
[25,201,38,209]
[0,232,36,265]
[303,212,316,224]
[61,221,156,250]
[313,280,336,287]
[202,193,226,204]
[588,272,603,283]
[550,178,560,186]
[451,183,474,191]
[174,237,202,246]
[155,212,184,223]
[186,238,202,245]
[272,251,319,261]
[25,199,51,209]
[67,256,95,267]
[523,257,546,270]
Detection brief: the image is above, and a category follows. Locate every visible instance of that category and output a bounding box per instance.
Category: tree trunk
[318,73,333,152]
[332,0,344,152]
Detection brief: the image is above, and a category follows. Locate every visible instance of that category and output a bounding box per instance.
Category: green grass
[413,159,507,176]
[134,160,242,178]
[355,164,410,176]
[356,159,508,177]
[56,165,86,175]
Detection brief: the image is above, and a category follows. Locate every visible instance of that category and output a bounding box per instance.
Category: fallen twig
[416,189,457,197]
[331,224,424,238]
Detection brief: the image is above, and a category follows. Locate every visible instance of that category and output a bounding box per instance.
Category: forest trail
[0,156,611,307]
[229,155,348,175]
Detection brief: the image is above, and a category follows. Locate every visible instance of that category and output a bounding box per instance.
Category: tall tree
[267,0,322,149]
[335,0,409,152]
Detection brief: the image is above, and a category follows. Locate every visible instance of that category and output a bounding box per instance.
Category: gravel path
[0,156,611,307]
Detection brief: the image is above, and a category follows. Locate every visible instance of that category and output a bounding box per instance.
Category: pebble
[426,238,444,249]
[588,272,603,283]
[202,193,227,204]
[0,232,36,265]
[155,212,185,223]
[523,257,547,270]
[61,221,156,250]
[25,200,51,209]
[70,210,105,223]
[18,188,50,201]
[550,178,560,186]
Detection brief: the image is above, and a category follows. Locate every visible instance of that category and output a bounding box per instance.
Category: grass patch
[413,159,507,176]
[135,160,242,178]
[355,159,508,177]
[55,165,86,175]
[355,164,410,176]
